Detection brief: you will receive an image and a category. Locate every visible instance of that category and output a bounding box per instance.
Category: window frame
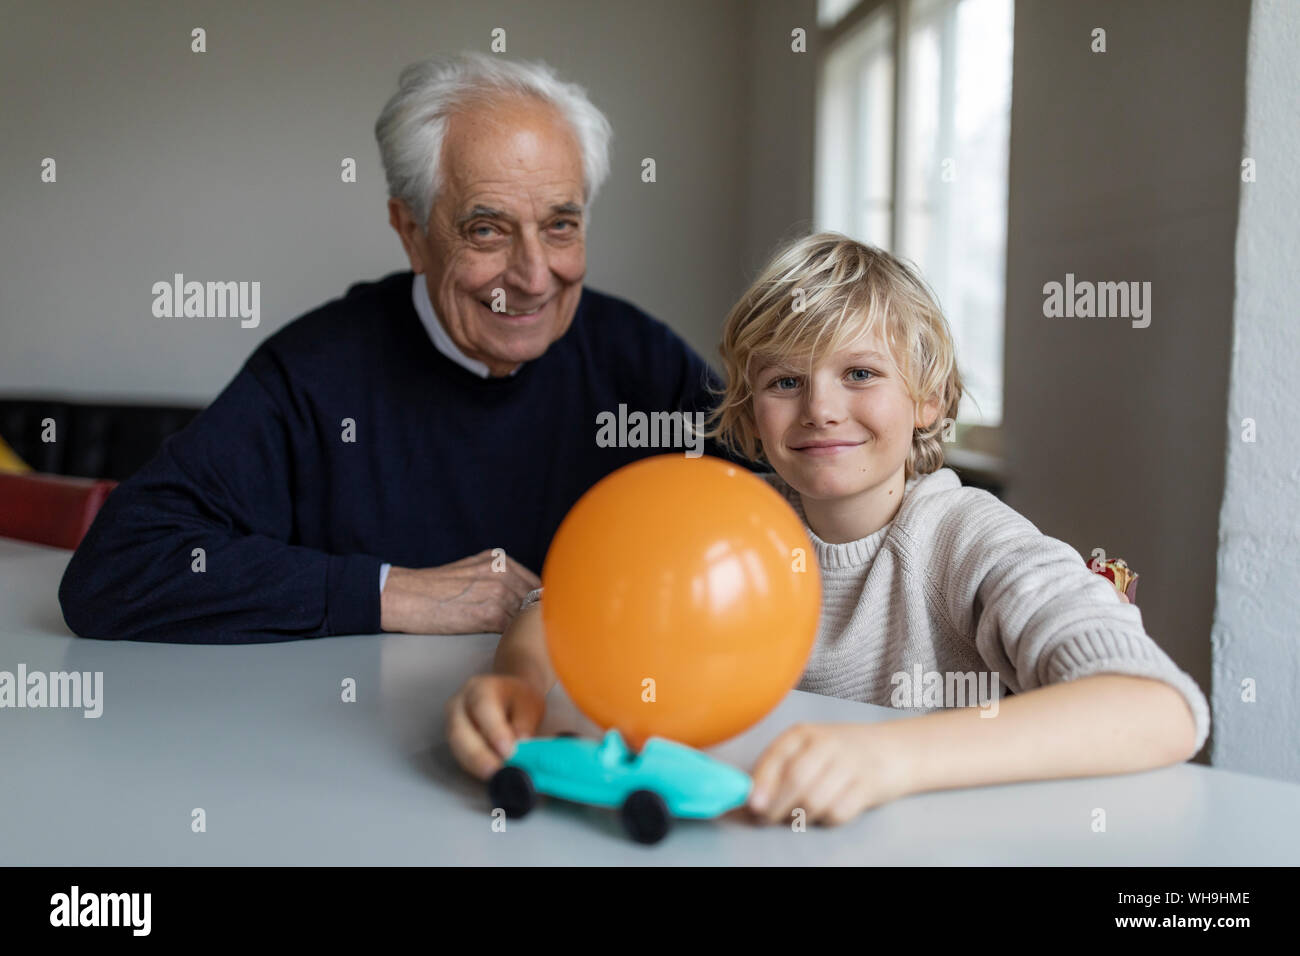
[815,0,1008,471]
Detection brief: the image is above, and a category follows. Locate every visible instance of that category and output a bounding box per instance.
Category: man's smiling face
[388,95,587,376]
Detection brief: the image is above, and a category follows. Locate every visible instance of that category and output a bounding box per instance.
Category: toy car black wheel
[489,766,536,818]
[555,731,578,738]
[621,790,672,845]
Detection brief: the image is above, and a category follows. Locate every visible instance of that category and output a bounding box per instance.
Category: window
[816,0,1014,428]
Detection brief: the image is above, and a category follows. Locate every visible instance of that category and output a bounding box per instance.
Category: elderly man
[59,52,729,644]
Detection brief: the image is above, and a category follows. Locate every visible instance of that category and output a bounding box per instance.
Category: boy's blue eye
[848,368,874,382]
[774,376,799,390]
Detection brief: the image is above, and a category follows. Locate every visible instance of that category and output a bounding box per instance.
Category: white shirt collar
[411,274,520,378]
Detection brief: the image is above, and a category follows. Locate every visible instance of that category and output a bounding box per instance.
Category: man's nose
[504,230,551,298]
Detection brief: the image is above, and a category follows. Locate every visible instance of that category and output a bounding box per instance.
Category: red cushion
[0,472,117,550]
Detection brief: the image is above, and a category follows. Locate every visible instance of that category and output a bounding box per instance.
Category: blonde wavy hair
[708,232,963,479]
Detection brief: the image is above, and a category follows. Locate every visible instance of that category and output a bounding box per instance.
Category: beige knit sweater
[521,467,1210,752]
[761,467,1209,752]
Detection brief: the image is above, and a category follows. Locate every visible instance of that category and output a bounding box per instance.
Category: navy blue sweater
[59,271,735,644]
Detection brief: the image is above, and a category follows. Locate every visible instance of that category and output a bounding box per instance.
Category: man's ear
[387,198,427,274]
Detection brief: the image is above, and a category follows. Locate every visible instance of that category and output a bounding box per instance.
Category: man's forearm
[885,674,1199,797]
[379,566,421,633]
[60,497,380,643]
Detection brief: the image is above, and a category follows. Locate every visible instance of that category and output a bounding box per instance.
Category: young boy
[445,232,1209,826]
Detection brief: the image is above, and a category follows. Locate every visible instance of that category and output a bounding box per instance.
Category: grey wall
[743,0,817,279]
[1211,0,1300,781]
[1003,0,1251,761]
[0,0,809,400]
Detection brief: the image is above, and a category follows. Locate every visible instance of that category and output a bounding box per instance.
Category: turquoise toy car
[488,729,753,844]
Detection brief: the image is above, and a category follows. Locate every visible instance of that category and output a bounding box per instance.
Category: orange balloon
[541,455,821,750]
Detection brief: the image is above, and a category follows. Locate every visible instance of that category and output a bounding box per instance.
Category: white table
[2,536,1297,865]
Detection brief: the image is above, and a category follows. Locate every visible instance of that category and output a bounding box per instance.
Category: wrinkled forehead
[439,97,585,197]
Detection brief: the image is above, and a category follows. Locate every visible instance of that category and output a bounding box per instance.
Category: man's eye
[848,368,875,382]
[470,223,499,239]
[551,219,578,232]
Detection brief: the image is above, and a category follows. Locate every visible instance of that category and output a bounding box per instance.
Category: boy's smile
[789,438,866,455]
[752,336,939,544]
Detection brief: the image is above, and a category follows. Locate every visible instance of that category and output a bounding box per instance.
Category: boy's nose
[801,384,846,427]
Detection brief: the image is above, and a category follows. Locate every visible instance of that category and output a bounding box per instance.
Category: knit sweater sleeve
[926,489,1210,753]
[58,348,383,643]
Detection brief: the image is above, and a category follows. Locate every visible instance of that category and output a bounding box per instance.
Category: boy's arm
[492,596,556,698]
[445,595,555,779]
[886,672,1198,796]
[748,671,1198,823]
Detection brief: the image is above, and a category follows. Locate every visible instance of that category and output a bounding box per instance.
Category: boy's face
[751,334,940,503]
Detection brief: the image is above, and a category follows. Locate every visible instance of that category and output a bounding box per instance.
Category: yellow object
[0,434,32,473]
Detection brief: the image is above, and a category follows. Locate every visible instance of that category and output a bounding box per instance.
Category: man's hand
[380,550,541,634]
[446,674,546,779]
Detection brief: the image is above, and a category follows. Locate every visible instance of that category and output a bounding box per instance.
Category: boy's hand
[746,723,912,826]
[445,674,546,780]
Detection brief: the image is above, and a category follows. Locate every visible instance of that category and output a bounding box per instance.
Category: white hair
[374,52,613,229]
